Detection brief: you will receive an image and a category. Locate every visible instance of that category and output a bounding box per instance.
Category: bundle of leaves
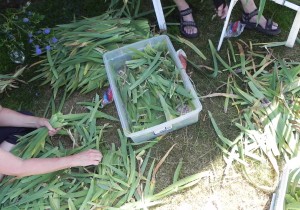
[30,11,150,98]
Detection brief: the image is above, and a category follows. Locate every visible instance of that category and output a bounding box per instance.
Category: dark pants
[0,111,35,145]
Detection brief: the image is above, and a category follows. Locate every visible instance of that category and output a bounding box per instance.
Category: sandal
[179,8,199,38]
[241,9,281,36]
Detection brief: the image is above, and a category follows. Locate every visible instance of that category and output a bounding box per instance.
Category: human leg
[240,0,280,35]
[213,0,280,35]
[174,0,199,38]
[0,126,33,181]
[0,141,15,152]
[0,141,15,181]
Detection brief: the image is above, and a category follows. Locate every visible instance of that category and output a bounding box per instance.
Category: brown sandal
[179,8,199,38]
[241,9,281,36]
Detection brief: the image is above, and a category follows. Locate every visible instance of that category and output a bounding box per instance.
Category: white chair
[274,0,300,47]
[217,0,239,51]
[217,0,300,51]
[152,0,167,31]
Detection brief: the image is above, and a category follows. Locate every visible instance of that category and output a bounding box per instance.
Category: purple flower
[43,28,51,34]
[23,18,29,23]
[28,38,33,43]
[51,37,58,43]
[28,33,33,38]
[35,47,42,55]
[45,45,51,51]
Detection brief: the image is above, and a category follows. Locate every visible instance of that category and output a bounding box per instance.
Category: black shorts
[0,111,35,145]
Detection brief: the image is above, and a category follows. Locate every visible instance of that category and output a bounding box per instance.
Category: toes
[184,26,197,35]
[190,27,197,35]
[272,22,278,28]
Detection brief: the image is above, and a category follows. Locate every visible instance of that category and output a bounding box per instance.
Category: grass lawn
[1,0,300,209]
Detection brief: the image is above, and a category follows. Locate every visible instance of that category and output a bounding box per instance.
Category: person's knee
[0,141,15,152]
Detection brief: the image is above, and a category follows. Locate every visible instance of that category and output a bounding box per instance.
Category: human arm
[0,106,58,136]
[0,148,102,178]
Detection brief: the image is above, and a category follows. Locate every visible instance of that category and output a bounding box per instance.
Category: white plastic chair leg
[152,0,167,31]
[217,0,239,51]
[285,8,300,48]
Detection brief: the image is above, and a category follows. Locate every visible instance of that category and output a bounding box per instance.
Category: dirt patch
[153,159,272,210]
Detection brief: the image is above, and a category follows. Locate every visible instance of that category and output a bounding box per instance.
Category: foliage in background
[106,0,142,18]
[0,1,58,64]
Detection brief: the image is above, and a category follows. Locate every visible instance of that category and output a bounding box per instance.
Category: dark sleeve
[0,111,35,145]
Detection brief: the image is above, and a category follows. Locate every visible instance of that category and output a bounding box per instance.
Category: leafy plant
[206,40,300,192]
[0,66,26,93]
[30,11,150,98]
[285,167,300,209]
[0,1,57,63]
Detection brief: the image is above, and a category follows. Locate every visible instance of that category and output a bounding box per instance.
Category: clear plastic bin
[270,157,300,210]
[103,35,202,142]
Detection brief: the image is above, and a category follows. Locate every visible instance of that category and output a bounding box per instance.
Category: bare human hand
[37,118,59,136]
[69,149,103,167]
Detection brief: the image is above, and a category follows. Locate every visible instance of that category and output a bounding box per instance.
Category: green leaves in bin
[115,42,194,132]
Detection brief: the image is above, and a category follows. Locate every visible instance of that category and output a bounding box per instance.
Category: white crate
[270,157,300,210]
[103,35,202,143]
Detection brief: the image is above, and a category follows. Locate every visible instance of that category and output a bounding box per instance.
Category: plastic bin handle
[153,125,172,135]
